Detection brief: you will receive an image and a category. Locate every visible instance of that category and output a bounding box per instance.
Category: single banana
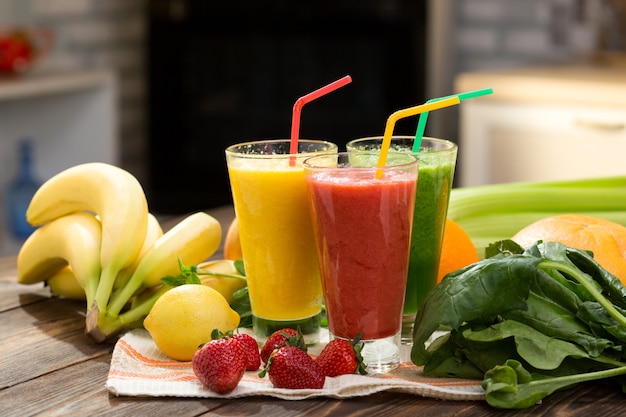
[26,162,149,313]
[47,266,86,300]
[17,211,102,309]
[113,212,164,290]
[135,212,164,259]
[105,212,222,318]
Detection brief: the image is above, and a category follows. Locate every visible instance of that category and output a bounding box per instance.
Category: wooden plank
[1,357,382,417]
[0,256,17,280]
[1,362,623,417]
[0,256,55,313]
[0,281,50,313]
[4,366,618,417]
[1,359,118,417]
[1,357,455,417]
[0,296,114,389]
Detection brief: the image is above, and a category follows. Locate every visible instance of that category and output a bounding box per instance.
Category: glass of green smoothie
[346,136,457,344]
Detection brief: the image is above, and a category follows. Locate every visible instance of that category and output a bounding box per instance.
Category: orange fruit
[512,214,626,283]
[223,217,243,260]
[438,218,480,282]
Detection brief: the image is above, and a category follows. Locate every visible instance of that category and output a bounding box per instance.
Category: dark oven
[147,0,428,214]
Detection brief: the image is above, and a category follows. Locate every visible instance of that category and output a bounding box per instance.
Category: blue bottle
[4,139,41,239]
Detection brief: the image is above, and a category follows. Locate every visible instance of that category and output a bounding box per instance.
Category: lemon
[144,284,240,361]
[198,259,247,304]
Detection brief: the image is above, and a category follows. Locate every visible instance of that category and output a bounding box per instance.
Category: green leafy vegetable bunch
[411,240,626,409]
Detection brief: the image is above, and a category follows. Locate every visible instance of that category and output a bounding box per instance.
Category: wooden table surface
[1,205,625,416]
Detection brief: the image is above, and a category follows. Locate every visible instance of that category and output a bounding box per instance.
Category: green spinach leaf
[462,320,589,370]
[483,359,626,409]
[501,276,614,357]
[421,331,485,379]
[411,255,543,365]
[566,247,626,309]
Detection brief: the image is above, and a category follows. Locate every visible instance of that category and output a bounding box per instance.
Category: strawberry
[192,334,246,394]
[259,328,305,364]
[259,346,325,389]
[233,332,261,371]
[316,333,367,377]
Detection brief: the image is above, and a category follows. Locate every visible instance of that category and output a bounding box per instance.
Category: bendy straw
[289,75,352,161]
[376,97,460,178]
[412,87,493,153]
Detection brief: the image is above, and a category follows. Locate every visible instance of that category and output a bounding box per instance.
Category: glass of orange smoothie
[304,151,418,372]
[225,139,337,343]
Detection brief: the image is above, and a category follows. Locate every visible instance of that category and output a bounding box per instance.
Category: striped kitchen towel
[106,328,484,401]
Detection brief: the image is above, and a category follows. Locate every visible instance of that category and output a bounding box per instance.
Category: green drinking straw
[376,96,460,179]
[412,87,494,153]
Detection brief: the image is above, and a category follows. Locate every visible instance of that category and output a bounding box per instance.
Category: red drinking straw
[289,75,352,162]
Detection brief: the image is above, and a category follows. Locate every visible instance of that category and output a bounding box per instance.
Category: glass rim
[303,151,419,171]
[225,139,337,158]
[346,135,457,153]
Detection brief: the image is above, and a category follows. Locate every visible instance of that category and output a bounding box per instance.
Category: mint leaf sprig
[161,258,247,287]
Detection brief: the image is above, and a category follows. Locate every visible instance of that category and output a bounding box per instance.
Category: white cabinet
[455,57,626,187]
[0,69,118,256]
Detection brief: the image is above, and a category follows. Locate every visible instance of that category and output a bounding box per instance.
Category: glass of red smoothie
[304,151,418,373]
[346,136,457,344]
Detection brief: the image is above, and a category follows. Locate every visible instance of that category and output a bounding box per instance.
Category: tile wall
[454,0,622,73]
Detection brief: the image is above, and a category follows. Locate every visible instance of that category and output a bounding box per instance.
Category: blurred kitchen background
[1,0,625,255]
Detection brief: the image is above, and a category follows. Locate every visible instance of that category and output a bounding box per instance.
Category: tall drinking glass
[346,136,457,343]
[304,152,418,372]
[225,139,337,343]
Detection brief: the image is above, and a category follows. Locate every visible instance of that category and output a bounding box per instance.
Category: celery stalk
[448,176,626,258]
[449,186,626,221]
[457,211,626,238]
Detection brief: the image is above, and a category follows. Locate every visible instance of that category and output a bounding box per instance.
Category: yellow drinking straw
[376,96,461,178]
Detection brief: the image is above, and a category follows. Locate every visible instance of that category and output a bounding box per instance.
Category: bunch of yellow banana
[16,162,223,342]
